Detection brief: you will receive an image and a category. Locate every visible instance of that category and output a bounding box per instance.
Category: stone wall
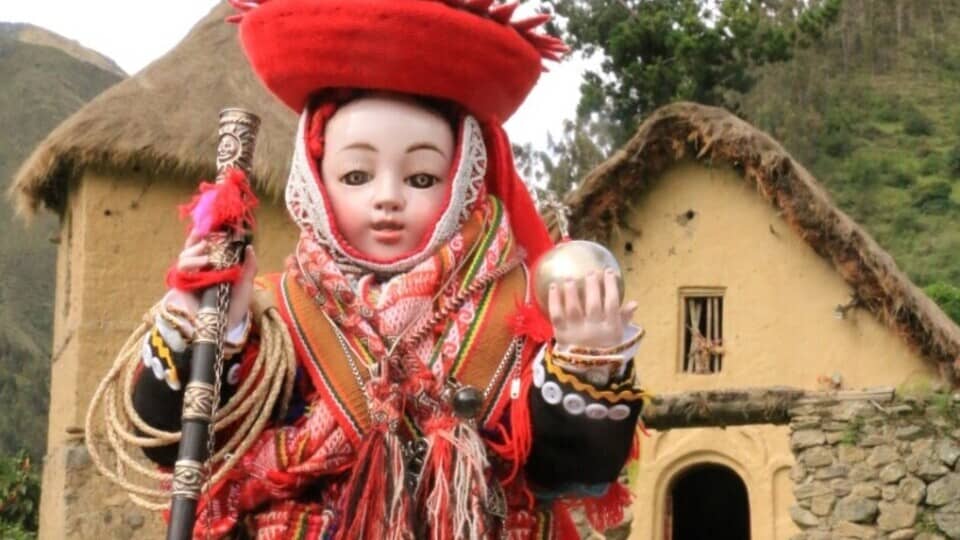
[789,392,960,540]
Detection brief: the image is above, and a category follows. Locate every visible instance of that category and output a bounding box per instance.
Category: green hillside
[0,32,123,460]
[740,0,960,311]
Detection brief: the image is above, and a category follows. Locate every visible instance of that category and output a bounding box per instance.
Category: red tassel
[487,347,535,485]
[509,301,554,344]
[420,418,456,540]
[178,168,259,237]
[551,501,579,540]
[583,482,632,533]
[335,428,390,540]
[336,385,411,540]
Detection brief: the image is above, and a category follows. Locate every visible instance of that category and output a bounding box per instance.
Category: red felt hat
[232,0,566,122]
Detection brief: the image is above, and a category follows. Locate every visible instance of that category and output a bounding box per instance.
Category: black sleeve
[132,336,240,467]
[132,345,191,467]
[524,354,643,490]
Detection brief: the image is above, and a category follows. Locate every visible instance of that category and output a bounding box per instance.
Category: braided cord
[84,304,297,511]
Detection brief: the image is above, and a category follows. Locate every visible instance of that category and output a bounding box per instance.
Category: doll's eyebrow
[406,143,447,157]
[340,142,377,152]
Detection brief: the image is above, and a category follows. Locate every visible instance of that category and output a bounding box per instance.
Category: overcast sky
[1,0,595,151]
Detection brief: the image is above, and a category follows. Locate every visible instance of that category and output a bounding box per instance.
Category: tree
[535,0,842,192]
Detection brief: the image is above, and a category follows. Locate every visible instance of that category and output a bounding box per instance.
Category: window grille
[680,290,725,374]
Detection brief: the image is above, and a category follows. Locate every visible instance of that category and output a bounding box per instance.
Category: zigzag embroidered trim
[285,112,487,275]
[532,347,651,416]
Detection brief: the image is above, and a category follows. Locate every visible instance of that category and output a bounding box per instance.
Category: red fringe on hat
[233,0,566,121]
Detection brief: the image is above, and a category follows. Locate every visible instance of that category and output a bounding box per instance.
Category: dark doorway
[666,464,750,540]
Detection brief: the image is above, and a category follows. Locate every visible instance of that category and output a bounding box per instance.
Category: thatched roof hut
[8,2,296,216]
[566,101,960,371]
[16,5,300,539]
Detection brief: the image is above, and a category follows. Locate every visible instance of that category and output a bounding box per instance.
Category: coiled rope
[84,298,297,510]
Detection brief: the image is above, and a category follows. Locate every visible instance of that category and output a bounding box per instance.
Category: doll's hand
[547,268,638,350]
[174,232,257,330]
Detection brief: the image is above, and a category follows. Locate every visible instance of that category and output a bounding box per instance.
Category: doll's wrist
[550,324,644,386]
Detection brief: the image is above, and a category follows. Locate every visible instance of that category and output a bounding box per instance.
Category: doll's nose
[372,178,405,212]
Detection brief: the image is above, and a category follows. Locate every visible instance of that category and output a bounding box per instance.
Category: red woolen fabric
[238,0,544,122]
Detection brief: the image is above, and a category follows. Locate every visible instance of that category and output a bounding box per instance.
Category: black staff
[167,108,261,540]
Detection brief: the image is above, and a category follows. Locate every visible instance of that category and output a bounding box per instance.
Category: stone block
[888,528,916,540]
[792,416,824,430]
[927,474,960,506]
[881,462,908,484]
[897,425,927,441]
[796,481,833,500]
[868,445,901,468]
[834,520,879,539]
[853,483,882,499]
[937,440,960,468]
[851,463,880,482]
[840,446,868,464]
[898,476,927,505]
[792,463,809,483]
[935,509,960,540]
[877,502,918,531]
[835,496,879,523]
[790,505,820,528]
[803,447,836,468]
[861,434,890,447]
[816,464,851,480]
[833,402,875,421]
[810,494,835,516]
[832,478,854,497]
[909,453,951,481]
[793,429,828,450]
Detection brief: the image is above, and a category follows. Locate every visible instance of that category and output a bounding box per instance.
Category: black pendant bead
[452,385,483,419]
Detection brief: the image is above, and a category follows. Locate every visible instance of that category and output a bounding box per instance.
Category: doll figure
[130,1,648,538]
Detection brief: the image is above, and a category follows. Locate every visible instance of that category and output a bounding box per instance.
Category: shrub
[912,180,954,213]
[926,282,960,325]
[903,108,934,136]
[0,452,39,536]
[921,152,944,176]
[947,144,960,178]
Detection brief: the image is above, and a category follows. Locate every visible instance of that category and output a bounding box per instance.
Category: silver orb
[533,240,624,314]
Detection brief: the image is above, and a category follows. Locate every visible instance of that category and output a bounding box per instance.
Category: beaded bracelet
[564,326,646,356]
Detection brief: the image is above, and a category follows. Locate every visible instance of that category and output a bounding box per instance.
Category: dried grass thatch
[568,102,960,371]
[8,2,296,216]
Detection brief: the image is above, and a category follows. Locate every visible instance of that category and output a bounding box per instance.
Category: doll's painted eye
[406,173,441,189]
[341,170,372,186]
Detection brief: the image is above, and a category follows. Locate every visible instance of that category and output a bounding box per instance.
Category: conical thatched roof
[8,2,296,216]
[567,101,960,371]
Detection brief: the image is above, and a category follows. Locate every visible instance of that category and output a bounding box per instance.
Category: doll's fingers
[178,255,210,271]
[547,283,565,330]
[620,300,638,326]
[603,268,621,317]
[562,279,584,323]
[242,246,258,278]
[583,271,603,321]
[184,231,202,249]
[181,240,208,258]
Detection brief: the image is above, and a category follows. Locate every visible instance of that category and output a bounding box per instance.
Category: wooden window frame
[678,287,726,374]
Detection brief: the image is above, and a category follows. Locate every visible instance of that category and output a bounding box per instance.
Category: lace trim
[285,112,487,275]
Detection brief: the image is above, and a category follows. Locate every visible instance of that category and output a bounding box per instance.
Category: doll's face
[321,96,455,260]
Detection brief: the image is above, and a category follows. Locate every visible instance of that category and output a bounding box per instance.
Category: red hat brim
[239,0,544,121]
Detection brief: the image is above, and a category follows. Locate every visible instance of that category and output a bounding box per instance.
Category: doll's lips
[371,221,404,244]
